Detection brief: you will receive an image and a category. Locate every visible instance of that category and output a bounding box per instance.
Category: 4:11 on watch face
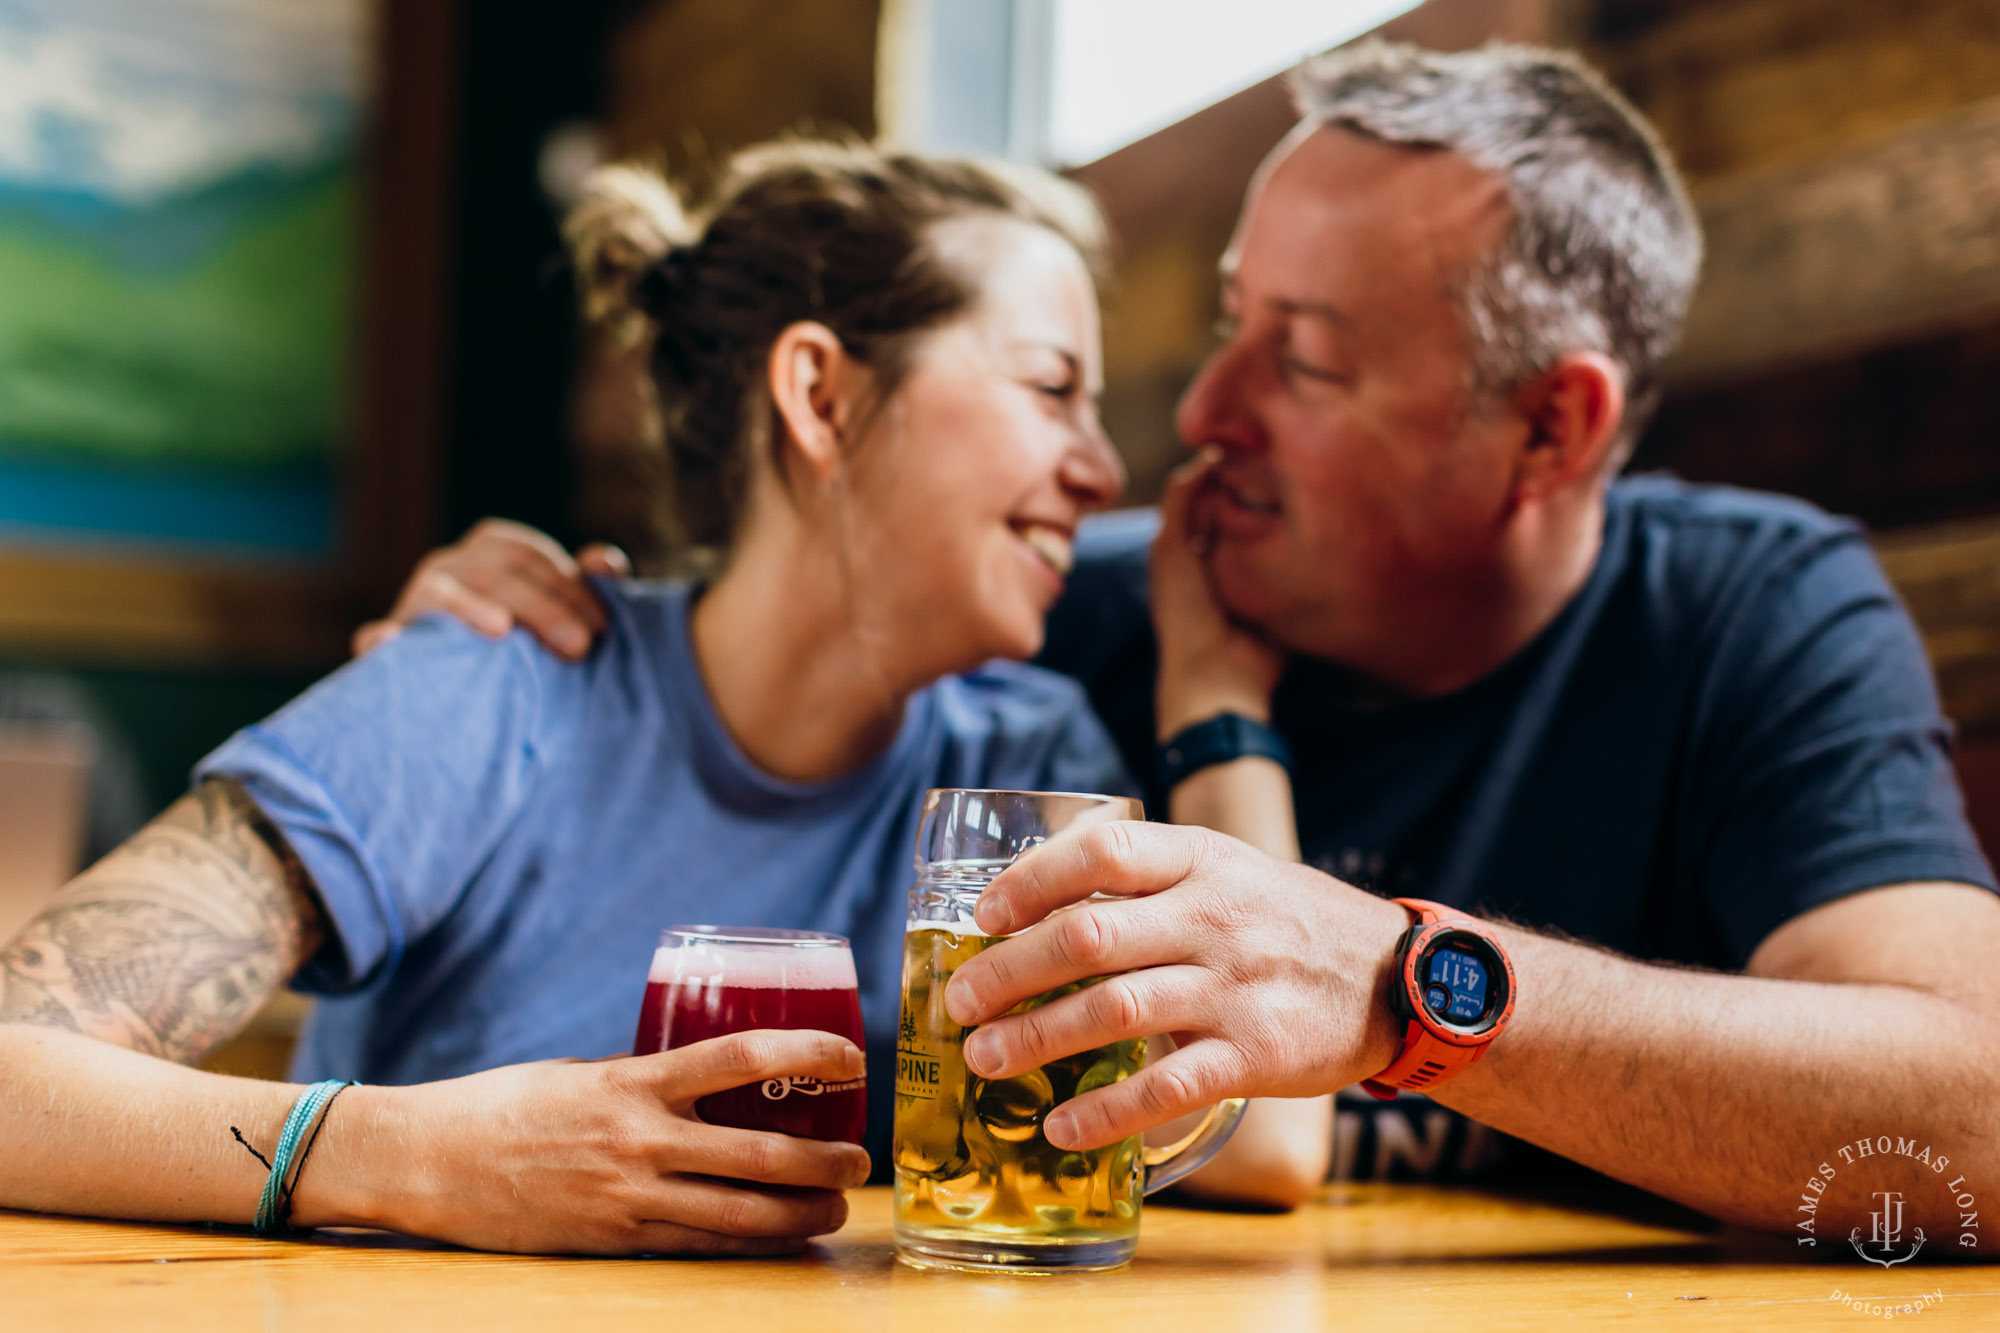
[1424,947,1490,1023]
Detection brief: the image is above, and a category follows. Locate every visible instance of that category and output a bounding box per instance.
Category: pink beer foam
[649,940,857,990]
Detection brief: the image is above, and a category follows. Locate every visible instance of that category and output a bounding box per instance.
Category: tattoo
[0,779,324,1064]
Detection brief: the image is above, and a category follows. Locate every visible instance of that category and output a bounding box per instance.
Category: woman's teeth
[1016,524,1074,576]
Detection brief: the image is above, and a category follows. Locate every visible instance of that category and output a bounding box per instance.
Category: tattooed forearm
[0,778,324,1064]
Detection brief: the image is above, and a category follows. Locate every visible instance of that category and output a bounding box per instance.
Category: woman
[0,141,1324,1255]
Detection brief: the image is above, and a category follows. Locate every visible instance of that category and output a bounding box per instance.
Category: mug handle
[1140,1096,1248,1195]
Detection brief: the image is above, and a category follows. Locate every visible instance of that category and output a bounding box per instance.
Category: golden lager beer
[894,789,1244,1272]
[894,927,1146,1257]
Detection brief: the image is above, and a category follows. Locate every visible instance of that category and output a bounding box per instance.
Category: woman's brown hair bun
[562,163,694,349]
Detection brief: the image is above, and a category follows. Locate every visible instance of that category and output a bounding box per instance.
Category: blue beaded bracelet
[252,1079,358,1236]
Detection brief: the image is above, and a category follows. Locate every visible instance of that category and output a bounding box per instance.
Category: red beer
[632,926,867,1144]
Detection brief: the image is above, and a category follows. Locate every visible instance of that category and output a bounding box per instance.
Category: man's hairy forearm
[0,779,323,1064]
[1436,923,2000,1238]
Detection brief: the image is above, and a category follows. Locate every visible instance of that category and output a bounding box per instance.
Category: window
[1038,0,1421,164]
[881,0,1419,165]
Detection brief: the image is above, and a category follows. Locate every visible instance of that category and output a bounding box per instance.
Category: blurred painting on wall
[0,0,366,563]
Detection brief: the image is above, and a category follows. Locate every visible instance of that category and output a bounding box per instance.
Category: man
[380,44,2000,1239]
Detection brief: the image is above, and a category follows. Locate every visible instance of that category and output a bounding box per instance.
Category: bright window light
[1045,0,1421,165]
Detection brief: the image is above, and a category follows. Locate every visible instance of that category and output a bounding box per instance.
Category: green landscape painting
[0,0,364,560]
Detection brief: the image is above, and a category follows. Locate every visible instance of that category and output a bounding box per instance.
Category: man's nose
[1176,341,1262,455]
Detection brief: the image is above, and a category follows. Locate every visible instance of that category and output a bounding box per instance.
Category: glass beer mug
[893,789,1247,1273]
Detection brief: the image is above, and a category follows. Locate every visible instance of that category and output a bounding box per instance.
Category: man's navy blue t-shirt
[1044,477,1994,970]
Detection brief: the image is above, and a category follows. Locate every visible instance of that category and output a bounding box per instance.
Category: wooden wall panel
[1880,518,2000,732]
[1595,0,2000,181]
[1635,323,2000,534]
[1672,99,2000,388]
[609,0,880,177]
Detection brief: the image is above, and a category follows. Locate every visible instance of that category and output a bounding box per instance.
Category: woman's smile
[1010,519,1075,581]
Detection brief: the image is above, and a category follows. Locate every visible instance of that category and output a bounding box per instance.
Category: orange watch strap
[1361,898,1500,1101]
[1393,898,1467,926]
[1361,1019,1487,1097]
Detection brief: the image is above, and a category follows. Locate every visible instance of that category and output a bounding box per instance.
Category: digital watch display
[1362,899,1516,1099]
[1409,935,1500,1032]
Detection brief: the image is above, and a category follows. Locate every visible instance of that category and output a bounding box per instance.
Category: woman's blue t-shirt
[196,581,1135,1168]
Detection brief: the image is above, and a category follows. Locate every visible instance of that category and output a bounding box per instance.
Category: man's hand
[941,822,1409,1152]
[1152,450,1287,737]
[302,1028,871,1255]
[355,519,630,661]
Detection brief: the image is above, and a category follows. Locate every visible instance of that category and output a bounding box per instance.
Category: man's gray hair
[1290,42,1702,464]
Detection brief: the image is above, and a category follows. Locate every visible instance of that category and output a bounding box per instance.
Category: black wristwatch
[1155,712,1293,791]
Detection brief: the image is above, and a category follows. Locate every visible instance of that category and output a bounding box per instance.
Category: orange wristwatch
[1361,898,1516,1100]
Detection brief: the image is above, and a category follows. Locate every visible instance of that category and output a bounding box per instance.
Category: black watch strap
[1155,712,1293,791]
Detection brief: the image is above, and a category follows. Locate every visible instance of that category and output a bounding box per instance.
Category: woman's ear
[768,321,859,486]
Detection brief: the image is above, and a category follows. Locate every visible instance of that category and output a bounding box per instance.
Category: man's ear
[768,321,859,486]
[1510,351,1626,499]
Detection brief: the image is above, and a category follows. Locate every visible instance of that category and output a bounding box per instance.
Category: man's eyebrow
[1215,273,1351,328]
[1270,297,1352,328]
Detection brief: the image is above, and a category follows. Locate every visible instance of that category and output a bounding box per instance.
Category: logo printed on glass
[895,1002,943,1101]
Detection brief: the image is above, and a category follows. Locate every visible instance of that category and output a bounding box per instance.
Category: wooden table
[6,1185,1997,1331]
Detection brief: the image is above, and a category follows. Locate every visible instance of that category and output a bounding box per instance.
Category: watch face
[1425,946,1489,1023]
[1410,929,1509,1038]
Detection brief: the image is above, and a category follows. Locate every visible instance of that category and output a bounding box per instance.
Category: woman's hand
[354,519,630,662]
[1150,450,1286,738]
[300,1029,872,1255]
